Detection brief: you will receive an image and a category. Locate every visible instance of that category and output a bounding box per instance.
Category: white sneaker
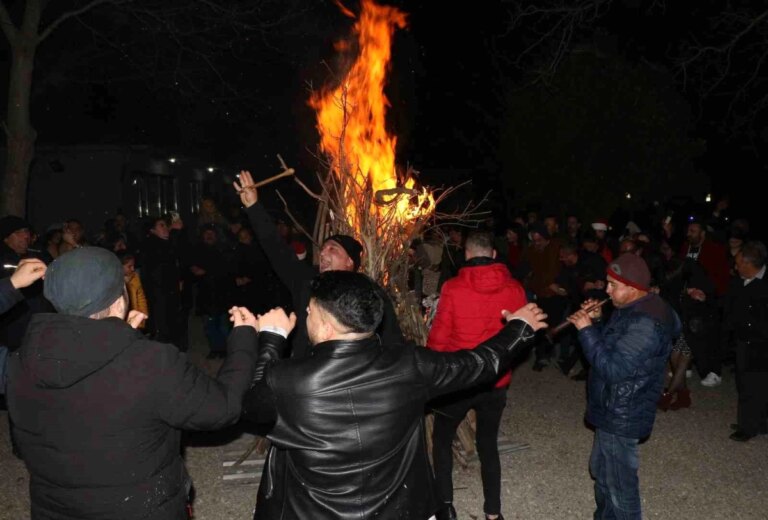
[701,372,722,387]
[685,370,692,379]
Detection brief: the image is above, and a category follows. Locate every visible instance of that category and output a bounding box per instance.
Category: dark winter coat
[578,293,680,439]
[723,275,768,371]
[0,243,52,349]
[0,277,23,315]
[7,314,256,520]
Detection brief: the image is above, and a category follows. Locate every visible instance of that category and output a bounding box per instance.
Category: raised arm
[235,171,314,297]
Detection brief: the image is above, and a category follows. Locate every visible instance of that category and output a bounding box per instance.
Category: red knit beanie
[607,253,651,291]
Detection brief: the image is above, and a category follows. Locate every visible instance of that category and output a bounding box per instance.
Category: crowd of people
[0,179,766,520]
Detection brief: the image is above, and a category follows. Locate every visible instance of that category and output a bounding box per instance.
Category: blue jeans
[589,429,641,520]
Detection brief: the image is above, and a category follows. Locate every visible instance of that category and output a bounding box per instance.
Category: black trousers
[735,342,768,435]
[534,296,568,364]
[432,385,507,515]
[687,317,721,378]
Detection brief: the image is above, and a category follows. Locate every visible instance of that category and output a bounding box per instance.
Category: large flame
[309,0,432,230]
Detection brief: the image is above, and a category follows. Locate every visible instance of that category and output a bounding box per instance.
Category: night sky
[2,0,765,233]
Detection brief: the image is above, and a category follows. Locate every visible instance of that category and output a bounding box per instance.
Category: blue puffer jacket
[578,293,680,439]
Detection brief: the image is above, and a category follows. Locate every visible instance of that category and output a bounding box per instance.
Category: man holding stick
[233,170,403,358]
[568,253,680,520]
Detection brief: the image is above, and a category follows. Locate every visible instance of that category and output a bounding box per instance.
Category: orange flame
[310,0,433,231]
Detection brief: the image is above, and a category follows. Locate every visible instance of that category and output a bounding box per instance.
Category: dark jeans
[203,313,230,354]
[589,429,641,520]
[149,293,184,350]
[534,296,568,364]
[735,342,768,435]
[432,386,507,515]
[687,319,721,377]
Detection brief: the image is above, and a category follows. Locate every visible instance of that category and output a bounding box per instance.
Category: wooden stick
[545,298,611,343]
[250,168,295,189]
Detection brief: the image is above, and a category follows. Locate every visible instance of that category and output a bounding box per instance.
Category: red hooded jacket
[427,259,527,387]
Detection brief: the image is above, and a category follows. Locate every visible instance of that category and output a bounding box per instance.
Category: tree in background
[0,0,318,216]
[499,45,704,219]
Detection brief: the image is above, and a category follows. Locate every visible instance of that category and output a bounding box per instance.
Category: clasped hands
[229,305,297,335]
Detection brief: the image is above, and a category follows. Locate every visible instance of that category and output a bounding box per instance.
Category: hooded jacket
[7,314,255,520]
[427,258,527,387]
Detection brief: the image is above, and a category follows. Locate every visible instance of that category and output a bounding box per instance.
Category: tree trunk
[2,39,37,217]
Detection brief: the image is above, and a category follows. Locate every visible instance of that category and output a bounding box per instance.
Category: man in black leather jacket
[230,271,547,520]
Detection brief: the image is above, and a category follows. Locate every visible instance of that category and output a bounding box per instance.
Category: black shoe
[729,430,756,442]
[571,368,588,381]
[436,504,457,520]
[556,359,571,376]
[731,423,767,434]
[532,361,547,372]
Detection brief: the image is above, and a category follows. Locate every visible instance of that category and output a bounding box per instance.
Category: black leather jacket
[239,319,536,519]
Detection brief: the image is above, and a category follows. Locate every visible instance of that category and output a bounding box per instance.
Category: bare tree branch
[0,1,19,45]
[37,0,130,44]
[504,0,613,81]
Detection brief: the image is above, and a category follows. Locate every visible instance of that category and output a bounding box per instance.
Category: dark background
[1,0,764,235]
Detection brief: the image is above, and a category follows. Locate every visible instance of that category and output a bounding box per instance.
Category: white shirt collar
[744,265,766,286]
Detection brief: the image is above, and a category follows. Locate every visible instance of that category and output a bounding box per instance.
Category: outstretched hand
[258,307,297,336]
[502,303,548,331]
[233,170,258,208]
[10,258,47,289]
[229,306,260,330]
[126,310,147,329]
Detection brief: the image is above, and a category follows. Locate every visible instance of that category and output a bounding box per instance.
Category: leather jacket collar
[311,335,381,358]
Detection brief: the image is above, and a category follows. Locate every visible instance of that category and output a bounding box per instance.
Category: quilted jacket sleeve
[578,316,658,384]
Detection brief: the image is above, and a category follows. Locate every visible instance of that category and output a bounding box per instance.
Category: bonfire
[297,0,483,343]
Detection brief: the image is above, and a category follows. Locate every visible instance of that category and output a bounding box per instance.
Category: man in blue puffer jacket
[569,253,680,520]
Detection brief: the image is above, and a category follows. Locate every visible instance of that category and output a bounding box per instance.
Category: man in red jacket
[428,230,528,520]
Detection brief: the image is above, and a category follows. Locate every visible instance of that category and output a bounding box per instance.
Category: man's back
[257,337,439,519]
[249,324,538,520]
[428,259,526,388]
[9,313,254,520]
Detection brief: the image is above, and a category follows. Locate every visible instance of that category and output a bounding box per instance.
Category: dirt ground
[2,325,766,519]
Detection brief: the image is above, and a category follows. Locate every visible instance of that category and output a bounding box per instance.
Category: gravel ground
[2,331,766,519]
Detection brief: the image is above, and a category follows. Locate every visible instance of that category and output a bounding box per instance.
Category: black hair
[309,271,384,334]
[465,230,494,252]
[116,250,135,264]
[560,239,579,255]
